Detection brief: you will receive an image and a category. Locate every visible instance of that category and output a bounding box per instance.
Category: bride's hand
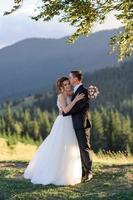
[75,93,85,102]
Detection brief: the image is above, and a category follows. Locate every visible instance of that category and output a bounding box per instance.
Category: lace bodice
[57,97,62,112]
[57,95,71,112]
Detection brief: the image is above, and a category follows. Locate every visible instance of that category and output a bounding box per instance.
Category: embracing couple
[24,70,93,185]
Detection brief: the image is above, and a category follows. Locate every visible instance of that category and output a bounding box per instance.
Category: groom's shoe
[82,173,93,183]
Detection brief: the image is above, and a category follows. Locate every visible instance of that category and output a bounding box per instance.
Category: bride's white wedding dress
[24,96,82,185]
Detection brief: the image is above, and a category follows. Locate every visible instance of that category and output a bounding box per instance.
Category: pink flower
[88,85,100,99]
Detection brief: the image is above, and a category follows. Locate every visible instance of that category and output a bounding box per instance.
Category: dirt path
[0,161,27,168]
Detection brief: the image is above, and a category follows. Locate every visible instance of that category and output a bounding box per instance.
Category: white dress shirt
[74,83,83,93]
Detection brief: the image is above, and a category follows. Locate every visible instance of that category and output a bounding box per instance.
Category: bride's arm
[58,93,84,114]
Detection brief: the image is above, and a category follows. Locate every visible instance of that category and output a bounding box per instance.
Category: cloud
[14,7,35,16]
[93,11,122,32]
[0,1,122,49]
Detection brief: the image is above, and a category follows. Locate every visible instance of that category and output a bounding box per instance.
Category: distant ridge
[0,28,122,101]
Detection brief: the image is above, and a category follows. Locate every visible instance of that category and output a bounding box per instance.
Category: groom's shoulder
[77,85,88,96]
[80,85,88,93]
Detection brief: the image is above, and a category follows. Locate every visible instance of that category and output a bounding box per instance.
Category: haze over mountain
[0,28,122,101]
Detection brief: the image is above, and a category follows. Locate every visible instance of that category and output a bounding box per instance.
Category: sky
[0,0,123,49]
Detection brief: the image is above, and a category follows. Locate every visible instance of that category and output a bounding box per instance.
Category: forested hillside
[0,59,132,153]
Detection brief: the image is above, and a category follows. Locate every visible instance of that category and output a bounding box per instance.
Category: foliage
[0,97,133,153]
[4,0,133,61]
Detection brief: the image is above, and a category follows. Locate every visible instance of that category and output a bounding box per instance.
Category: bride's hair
[57,76,69,93]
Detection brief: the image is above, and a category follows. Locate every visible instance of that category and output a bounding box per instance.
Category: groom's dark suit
[63,85,92,176]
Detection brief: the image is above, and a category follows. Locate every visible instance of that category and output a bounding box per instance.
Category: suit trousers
[75,128,92,176]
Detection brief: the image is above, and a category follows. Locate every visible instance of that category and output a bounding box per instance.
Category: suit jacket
[63,85,92,130]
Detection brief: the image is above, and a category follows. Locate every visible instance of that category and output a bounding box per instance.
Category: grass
[1,138,133,164]
[0,161,133,200]
[0,138,133,200]
[0,138,37,161]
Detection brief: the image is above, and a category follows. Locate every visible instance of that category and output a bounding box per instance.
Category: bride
[24,76,85,186]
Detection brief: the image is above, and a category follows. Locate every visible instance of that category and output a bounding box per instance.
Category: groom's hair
[71,70,83,81]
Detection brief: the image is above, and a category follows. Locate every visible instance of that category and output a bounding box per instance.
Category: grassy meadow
[0,138,133,200]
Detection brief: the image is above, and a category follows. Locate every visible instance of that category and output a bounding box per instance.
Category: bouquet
[88,85,100,99]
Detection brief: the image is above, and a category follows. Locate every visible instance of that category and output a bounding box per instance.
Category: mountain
[85,59,133,108]
[38,58,133,111]
[2,58,132,114]
[0,28,122,101]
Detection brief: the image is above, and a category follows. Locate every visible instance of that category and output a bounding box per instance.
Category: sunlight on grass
[93,151,133,165]
[0,137,133,200]
[0,138,133,165]
[0,138,37,161]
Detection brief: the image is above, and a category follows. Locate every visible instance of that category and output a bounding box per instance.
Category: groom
[63,70,93,182]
